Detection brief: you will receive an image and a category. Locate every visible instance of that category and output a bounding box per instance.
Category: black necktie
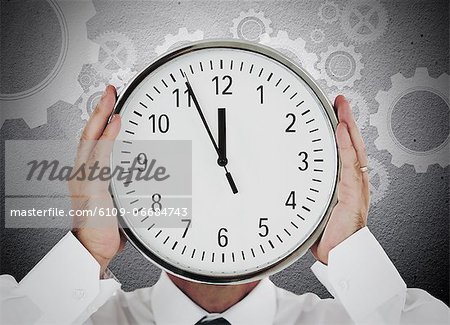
[195,316,231,325]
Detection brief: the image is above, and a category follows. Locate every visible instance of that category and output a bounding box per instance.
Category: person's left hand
[311,95,370,264]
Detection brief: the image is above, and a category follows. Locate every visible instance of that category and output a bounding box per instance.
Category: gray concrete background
[1,0,449,305]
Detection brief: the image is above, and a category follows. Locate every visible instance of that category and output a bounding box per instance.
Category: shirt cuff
[17,231,121,324]
[311,227,407,322]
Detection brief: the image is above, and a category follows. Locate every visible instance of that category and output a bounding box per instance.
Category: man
[1,85,448,324]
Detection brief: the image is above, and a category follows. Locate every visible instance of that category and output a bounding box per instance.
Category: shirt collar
[151,272,276,325]
[222,276,276,325]
[151,272,207,325]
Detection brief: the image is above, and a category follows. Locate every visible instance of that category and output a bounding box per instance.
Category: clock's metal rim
[110,39,341,285]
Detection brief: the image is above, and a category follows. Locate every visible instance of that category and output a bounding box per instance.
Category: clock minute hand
[185,80,219,154]
[184,78,238,194]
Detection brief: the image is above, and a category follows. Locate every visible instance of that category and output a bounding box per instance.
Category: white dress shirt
[1,227,449,324]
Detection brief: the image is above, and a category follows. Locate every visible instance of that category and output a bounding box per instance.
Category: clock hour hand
[217,108,228,167]
[184,77,238,194]
[216,108,238,193]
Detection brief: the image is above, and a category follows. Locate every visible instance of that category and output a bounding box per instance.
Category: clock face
[110,41,339,284]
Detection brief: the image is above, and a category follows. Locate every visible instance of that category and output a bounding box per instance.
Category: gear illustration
[77,84,107,120]
[260,31,319,79]
[93,31,137,79]
[78,64,105,92]
[155,28,204,56]
[109,68,137,93]
[230,9,273,42]
[368,156,390,205]
[317,42,364,90]
[341,0,388,43]
[310,29,325,44]
[318,1,340,24]
[371,68,449,172]
[329,89,369,129]
[0,0,99,128]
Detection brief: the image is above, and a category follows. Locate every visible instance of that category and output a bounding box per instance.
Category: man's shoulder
[271,281,324,308]
[90,284,157,323]
[116,284,155,304]
[269,281,349,323]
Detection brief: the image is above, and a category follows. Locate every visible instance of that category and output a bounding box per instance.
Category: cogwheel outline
[341,0,388,44]
[109,68,137,93]
[78,64,105,92]
[0,0,99,128]
[317,42,364,90]
[93,31,137,79]
[230,9,273,42]
[329,89,369,129]
[318,0,340,24]
[77,83,107,121]
[155,28,204,56]
[310,29,325,44]
[368,156,390,205]
[260,31,319,79]
[371,68,449,173]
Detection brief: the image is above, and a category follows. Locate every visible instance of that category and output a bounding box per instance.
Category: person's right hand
[69,85,124,275]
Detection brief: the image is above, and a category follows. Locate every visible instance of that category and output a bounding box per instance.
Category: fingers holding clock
[335,123,366,206]
[76,85,118,167]
[82,85,117,140]
[334,95,370,220]
[334,95,368,172]
[70,84,120,210]
[87,88,121,196]
[81,114,121,230]
[93,107,122,162]
[70,85,123,273]
[87,114,122,194]
[312,97,371,264]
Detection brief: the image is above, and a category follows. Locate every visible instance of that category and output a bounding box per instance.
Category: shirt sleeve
[0,232,121,325]
[311,227,449,324]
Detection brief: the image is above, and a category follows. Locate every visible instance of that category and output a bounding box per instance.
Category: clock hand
[184,76,238,194]
[184,78,219,154]
[217,108,228,167]
[218,108,239,194]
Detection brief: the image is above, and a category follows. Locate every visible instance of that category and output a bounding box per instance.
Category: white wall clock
[110,40,340,284]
